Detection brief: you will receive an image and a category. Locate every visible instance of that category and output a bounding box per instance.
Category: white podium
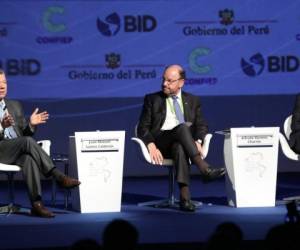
[223,127,279,207]
[69,131,125,213]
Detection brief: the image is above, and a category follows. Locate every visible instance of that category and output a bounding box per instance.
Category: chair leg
[64,162,69,209]
[52,178,56,206]
[137,166,202,209]
[167,166,177,206]
[138,166,179,208]
[0,172,20,214]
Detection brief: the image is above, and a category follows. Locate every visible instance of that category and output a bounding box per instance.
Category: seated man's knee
[171,143,186,157]
[19,136,36,146]
[175,123,191,136]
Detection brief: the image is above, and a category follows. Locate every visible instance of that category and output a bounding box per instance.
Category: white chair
[131,131,212,208]
[278,115,300,202]
[0,140,51,214]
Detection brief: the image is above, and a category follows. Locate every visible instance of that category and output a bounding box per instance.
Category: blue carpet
[0,173,300,250]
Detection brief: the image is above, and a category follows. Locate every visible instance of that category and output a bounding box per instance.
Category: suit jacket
[289,94,300,151]
[137,91,208,145]
[0,99,35,141]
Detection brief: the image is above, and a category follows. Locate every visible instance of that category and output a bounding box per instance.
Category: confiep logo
[37,6,73,44]
[42,6,66,33]
[189,47,212,74]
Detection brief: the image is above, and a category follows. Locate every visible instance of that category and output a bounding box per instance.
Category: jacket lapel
[5,99,21,137]
[182,92,191,122]
[159,92,167,126]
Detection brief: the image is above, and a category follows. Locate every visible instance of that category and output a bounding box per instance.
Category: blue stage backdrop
[1,0,300,176]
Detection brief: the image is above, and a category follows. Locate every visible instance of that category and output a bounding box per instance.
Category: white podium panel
[69,131,125,213]
[223,127,279,207]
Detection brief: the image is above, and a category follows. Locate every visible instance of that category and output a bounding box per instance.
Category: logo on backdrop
[0,21,17,39]
[241,53,300,77]
[0,59,41,76]
[36,6,73,44]
[241,53,265,77]
[97,12,157,37]
[0,27,8,38]
[65,52,161,80]
[219,9,234,26]
[178,9,274,37]
[186,47,218,85]
[106,53,121,69]
[296,17,300,41]
[97,13,121,37]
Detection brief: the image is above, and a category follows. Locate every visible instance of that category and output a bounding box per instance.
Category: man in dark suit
[289,94,300,154]
[0,69,81,218]
[137,64,225,212]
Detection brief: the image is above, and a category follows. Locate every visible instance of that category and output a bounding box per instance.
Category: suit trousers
[0,136,55,202]
[155,124,199,185]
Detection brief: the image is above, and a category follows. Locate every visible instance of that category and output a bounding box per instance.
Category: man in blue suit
[0,69,80,218]
[137,64,225,212]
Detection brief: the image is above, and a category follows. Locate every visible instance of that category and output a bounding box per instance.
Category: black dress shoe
[202,167,226,183]
[31,201,55,218]
[179,200,196,212]
[57,175,81,189]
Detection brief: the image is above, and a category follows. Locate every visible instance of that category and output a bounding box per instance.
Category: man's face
[161,67,184,96]
[0,73,8,100]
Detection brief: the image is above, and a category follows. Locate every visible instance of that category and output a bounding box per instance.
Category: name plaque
[236,134,274,147]
[80,138,119,152]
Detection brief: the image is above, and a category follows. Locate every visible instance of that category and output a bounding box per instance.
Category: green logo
[42,6,66,33]
[189,47,211,74]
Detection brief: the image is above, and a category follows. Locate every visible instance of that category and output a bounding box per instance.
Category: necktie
[0,102,18,139]
[172,96,185,124]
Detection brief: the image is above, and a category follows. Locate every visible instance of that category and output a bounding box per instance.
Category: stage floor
[0,173,300,250]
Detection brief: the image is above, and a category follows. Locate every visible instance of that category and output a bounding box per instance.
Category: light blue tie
[172,96,185,124]
[0,102,18,139]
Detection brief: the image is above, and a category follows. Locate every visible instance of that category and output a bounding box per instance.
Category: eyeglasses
[162,78,182,85]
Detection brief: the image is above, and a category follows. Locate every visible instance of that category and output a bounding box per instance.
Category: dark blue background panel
[1,0,300,98]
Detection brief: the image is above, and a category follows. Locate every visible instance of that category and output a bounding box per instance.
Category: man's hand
[1,113,15,128]
[30,108,49,126]
[147,142,164,165]
[195,140,204,158]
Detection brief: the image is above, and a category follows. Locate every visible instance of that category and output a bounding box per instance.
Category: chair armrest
[201,133,212,159]
[0,163,21,171]
[131,137,152,164]
[37,140,51,156]
[131,137,173,165]
[279,132,299,161]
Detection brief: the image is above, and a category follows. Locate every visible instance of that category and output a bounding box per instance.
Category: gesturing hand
[30,108,49,126]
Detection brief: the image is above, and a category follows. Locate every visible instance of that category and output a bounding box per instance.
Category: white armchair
[131,132,212,208]
[0,140,51,214]
[279,115,300,161]
[278,115,300,202]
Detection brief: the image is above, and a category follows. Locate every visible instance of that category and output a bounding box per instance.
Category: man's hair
[179,68,186,80]
[0,69,4,75]
[164,65,186,80]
